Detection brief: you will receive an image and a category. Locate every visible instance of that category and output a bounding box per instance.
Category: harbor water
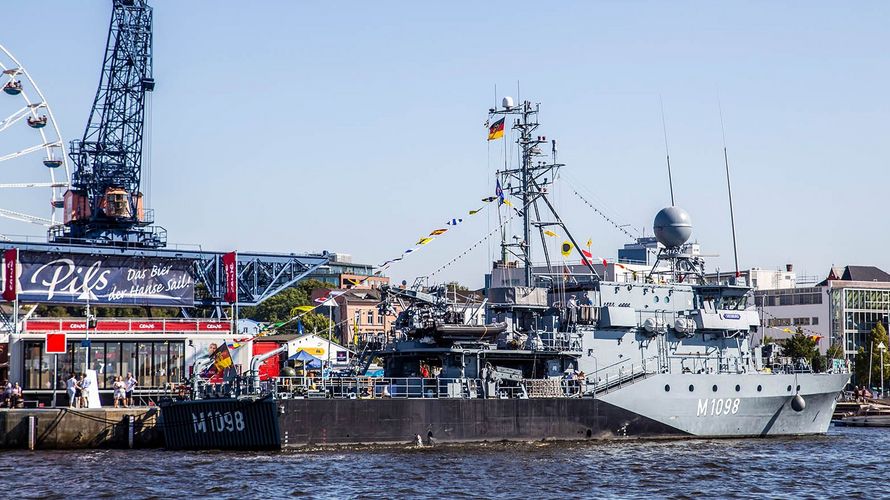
[3,425,885,499]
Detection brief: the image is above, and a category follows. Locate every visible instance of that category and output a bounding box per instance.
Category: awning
[287,349,322,368]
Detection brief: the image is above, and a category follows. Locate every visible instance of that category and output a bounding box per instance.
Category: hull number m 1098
[192,410,245,433]
[697,398,740,417]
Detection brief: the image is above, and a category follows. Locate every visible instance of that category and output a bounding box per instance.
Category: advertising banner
[24,319,231,333]
[222,251,237,303]
[2,248,16,301]
[13,251,195,306]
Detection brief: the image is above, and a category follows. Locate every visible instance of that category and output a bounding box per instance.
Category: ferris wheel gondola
[0,43,71,239]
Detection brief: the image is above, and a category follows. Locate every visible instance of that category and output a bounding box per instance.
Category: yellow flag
[429,229,447,236]
[502,199,513,207]
[586,238,592,248]
[543,230,558,237]
[293,305,314,312]
[560,241,574,257]
[417,237,434,245]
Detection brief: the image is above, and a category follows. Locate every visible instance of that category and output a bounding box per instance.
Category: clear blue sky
[2,1,889,288]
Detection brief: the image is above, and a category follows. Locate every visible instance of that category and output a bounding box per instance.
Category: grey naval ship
[162,98,849,450]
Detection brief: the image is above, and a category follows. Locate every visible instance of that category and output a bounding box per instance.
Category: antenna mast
[660,96,675,206]
[718,98,741,278]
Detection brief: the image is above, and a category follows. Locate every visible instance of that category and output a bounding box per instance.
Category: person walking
[112,376,127,408]
[66,373,78,408]
[125,372,137,407]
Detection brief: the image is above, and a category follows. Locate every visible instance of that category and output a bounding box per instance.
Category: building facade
[754,265,890,358]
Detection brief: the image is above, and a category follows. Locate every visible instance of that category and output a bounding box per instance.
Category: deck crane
[51,0,164,247]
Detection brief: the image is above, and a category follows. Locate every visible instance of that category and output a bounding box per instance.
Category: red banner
[222,251,237,303]
[2,248,17,301]
[24,319,231,333]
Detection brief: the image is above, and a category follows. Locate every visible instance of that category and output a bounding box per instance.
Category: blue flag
[297,319,304,335]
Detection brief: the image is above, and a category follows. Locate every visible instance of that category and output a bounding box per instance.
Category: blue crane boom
[51,0,164,248]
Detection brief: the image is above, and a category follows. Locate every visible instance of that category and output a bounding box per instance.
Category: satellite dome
[653,206,692,248]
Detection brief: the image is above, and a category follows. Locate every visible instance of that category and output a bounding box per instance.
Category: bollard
[28,415,37,451]
[128,415,135,449]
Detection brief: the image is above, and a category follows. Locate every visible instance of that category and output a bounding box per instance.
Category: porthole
[786,385,792,392]
[757,385,762,392]
[688,385,695,392]
[664,296,670,303]
[665,385,671,392]
[712,385,718,392]
[735,385,741,392]
[796,385,801,392]
[654,296,660,303]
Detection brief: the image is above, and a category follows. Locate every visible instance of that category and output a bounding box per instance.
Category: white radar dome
[653,206,693,248]
[502,96,514,109]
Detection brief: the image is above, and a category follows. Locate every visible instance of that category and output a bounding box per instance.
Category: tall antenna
[718,96,741,279]
[659,96,675,206]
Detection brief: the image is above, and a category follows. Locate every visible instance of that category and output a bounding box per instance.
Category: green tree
[854,322,890,389]
[781,327,819,366]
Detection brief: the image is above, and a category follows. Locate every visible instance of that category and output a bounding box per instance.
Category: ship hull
[160,373,849,450]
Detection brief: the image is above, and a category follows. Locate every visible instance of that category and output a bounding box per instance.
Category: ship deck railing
[266,376,585,400]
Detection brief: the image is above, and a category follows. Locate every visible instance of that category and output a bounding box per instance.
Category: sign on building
[45,333,67,354]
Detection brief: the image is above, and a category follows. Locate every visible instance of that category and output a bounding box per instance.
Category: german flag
[488,117,505,141]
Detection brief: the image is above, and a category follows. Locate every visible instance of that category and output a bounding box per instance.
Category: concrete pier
[0,408,161,450]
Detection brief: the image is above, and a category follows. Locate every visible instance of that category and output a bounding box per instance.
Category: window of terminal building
[21,340,185,391]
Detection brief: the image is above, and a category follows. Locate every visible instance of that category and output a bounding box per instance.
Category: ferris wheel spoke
[0,208,53,226]
[0,105,33,132]
[0,141,61,162]
[0,181,69,189]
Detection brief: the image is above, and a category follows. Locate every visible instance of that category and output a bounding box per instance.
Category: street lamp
[878,341,887,399]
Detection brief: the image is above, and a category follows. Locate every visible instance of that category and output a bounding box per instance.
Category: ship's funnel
[653,206,692,249]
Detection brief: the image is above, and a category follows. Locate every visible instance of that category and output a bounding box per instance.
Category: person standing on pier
[79,374,90,408]
[125,372,137,407]
[113,376,127,408]
[66,373,78,408]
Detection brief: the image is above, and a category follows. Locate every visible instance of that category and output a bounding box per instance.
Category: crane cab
[99,187,132,219]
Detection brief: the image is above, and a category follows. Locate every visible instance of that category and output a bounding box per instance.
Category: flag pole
[326,303,332,380]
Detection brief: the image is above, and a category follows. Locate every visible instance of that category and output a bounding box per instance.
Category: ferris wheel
[0,43,70,240]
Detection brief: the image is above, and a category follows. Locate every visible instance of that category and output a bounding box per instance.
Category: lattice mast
[53,0,164,247]
[488,98,597,286]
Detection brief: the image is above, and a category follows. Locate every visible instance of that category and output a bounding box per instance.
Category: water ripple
[4,426,888,498]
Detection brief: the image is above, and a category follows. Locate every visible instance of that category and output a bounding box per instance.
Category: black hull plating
[161,398,688,450]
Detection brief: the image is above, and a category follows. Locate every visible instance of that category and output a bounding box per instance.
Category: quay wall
[0,408,161,450]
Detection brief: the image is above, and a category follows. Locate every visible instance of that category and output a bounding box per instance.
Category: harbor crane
[50,0,163,247]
